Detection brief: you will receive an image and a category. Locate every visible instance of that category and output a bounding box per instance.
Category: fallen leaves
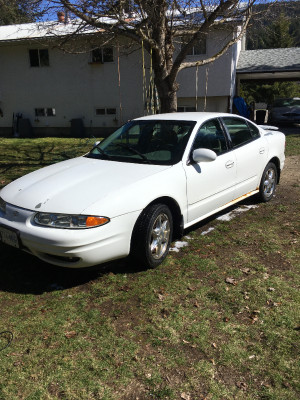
[181,393,191,400]
[243,291,250,300]
[64,331,77,339]
[154,288,168,302]
[236,381,247,390]
[250,310,260,323]
[240,267,251,275]
[267,300,281,307]
[157,293,165,301]
[182,339,197,348]
[225,277,237,285]
[193,301,200,308]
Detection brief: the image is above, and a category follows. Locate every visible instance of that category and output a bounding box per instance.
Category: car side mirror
[192,148,217,163]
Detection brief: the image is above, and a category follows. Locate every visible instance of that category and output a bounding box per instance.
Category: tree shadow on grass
[0,196,261,295]
[0,243,138,295]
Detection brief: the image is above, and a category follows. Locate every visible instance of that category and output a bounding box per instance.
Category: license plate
[0,226,20,248]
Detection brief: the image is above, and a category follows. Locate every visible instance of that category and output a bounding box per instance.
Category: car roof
[134,112,231,123]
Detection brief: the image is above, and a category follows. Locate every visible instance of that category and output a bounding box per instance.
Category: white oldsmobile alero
[0,113,285,268]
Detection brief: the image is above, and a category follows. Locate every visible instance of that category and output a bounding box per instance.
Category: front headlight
[33,213,110,229]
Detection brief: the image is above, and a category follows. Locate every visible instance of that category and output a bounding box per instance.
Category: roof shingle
[237,48,300,73]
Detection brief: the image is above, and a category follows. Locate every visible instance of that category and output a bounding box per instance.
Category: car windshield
[86,119,196,165]
[273,98,300,107]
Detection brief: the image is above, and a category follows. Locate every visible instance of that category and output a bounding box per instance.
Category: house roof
[0,21,96,43]
[0,7,245,44]
[237,48,300,73]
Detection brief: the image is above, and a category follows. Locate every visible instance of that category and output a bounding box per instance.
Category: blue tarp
[233,97,250,118]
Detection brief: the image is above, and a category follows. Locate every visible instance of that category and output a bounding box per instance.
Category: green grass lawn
[0,135,299,399]
[0,137,98,189]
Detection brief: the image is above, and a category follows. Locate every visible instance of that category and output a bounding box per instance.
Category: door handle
[225,160,234,169]
[259,147,265,154]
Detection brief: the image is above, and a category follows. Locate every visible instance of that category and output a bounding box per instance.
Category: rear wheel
[131,204,173,268]
[258,162,277,202]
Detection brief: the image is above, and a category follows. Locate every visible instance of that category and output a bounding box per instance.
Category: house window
[35,108,56,117]
[177,106,196,112]
[190,38,206,55]
[29,49,49,67]
[91,47,114,63]
[95,107,116,116]
[181,36,206,55]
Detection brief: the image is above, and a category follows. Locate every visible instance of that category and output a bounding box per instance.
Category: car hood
[1,156,171,215]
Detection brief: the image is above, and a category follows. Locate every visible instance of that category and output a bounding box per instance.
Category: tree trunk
[159,91,177,113]
[155,77,178,113]
[151,37,178,113]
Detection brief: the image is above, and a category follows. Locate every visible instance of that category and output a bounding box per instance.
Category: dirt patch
[280,155,300,186]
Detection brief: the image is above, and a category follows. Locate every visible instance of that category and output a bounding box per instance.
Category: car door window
[192,119,228,155]
[222,117,253,147]
[247,120,260,138]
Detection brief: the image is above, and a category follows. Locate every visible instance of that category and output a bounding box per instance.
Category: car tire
[258,162,277,202]
[131,203,173,268]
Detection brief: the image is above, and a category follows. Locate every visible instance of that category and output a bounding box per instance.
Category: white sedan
[0,113,285,268]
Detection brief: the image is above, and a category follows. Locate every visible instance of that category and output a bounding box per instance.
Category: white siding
[0,41,145,132]
[0,26,243,135]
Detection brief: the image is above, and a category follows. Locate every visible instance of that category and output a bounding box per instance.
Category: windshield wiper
[115,143,151,163]
[86,144,112,159]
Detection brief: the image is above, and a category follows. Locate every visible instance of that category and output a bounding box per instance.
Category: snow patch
[217,205,258,222]
[169,241,189,252]
[201,227,215,235]
[169,205,258,254]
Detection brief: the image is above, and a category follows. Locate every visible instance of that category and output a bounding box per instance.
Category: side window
[95,107,117,116]
[91,47,114,63]
[177,106,197,112]
[222,117,253,147]
[181,35,206,55]
[192,119,228,155]
[35,108,55,117]
[247,121,260,139]
[29,49,49,67]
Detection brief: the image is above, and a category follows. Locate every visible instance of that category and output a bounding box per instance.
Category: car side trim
[184,189,259,229]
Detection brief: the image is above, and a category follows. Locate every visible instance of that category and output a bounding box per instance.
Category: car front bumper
[0,203,140,268]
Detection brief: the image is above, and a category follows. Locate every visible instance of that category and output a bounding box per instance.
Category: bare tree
[44,1,267,112]
[0,0,44,25]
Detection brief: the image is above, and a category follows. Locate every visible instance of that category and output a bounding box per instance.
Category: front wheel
[131,204,173,268]
[258,162,278,202]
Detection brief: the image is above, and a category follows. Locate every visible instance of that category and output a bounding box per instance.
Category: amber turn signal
[86,216,109,227]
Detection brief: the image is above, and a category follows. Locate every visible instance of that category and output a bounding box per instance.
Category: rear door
[221,117,268,198]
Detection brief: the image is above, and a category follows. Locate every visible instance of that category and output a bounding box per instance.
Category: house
[0,18,245,137]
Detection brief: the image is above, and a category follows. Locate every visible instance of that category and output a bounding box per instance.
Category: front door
[184,118,236,223]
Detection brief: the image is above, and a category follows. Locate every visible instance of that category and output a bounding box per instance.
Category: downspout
[229,26,243,112]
